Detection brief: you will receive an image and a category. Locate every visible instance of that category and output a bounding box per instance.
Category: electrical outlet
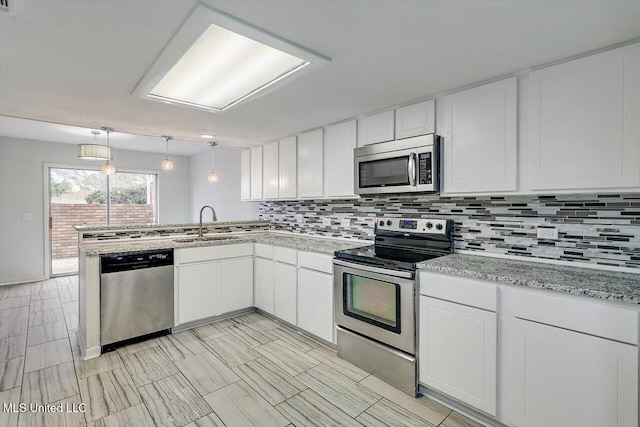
[322,217,331,226]
[22,213,33,221]
[341,218,351,229]
[537,227,558,240]
[296,214,303,223]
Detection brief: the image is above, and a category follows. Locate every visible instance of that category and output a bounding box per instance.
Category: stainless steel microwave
[354,134,440,195]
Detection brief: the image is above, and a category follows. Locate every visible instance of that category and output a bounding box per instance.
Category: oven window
[344,274,401,333]
[358,156,409,188]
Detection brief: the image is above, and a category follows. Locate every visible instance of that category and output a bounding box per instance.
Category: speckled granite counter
[80,231,368,256]
[421,254,640,305]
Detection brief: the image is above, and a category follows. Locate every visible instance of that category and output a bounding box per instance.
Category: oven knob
[386,220,392,226]
[436,223,443,230]
[379,220,384,227]
[426,222,433,229]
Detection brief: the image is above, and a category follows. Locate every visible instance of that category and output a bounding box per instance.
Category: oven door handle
[408,152,417,186]
[333,259,414,279]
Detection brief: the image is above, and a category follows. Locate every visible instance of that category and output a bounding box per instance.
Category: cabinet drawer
[178,243,253,264]
[255,243,274,259]
[298,251,333,274]
[274,246,297,265]
[420,272,497,311]
[512,290,638,345]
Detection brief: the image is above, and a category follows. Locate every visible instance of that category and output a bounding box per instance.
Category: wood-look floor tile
[30,289,60,302]
[21,361,78,404]
[57,285,79,304]
[190,323,228,341]
[232,357,306,405]
[79,367,141,422]
[120,346,178,387]
[203,380,289,427]
[28,308,65,327]
[357,398,433,427]
[158,330,207,361]
[0,334,27,360]
[269,327,319,353]
[175,351,240,395]
[68,330,79,351]
[55,276,78,288]
[399,396,452,426]
[184,412,226,427]
[74,350,123,379]
[296,363,381,418]
[139,374,211,427]
[308,346,368,381]
[27,322,68,347]
[0,357,23,391]
[23,338,72,373]
[228,323,275,347]
[359,375,411,406]
[30,279,58,294]
[255,340,320,376]
[441,411,486,427]
[0,387,21,427]
[0,296,30,310]
[116,338,160,356]
[0,283,32,300]
[88,403,155,427]
[0,307,29,339]
[17,394,86,427]
[254,318,280,331]
[276,389,362,427]
[29,297,61,313]
[232,312,267,324]
[203,334,260,368]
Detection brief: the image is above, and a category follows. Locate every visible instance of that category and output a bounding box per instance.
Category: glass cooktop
[334,244,445,272]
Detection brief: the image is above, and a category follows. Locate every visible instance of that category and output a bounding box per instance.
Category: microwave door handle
[408,153,417,186]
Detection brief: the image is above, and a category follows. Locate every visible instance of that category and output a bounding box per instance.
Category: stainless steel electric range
[334,216,454,396]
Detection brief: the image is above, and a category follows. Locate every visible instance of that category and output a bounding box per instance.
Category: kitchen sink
[173,235,241,243]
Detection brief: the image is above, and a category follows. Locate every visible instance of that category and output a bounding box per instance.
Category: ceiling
[1,0,639,152]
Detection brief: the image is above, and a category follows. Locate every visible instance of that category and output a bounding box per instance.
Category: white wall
[190,145,259,222]
[0,136,192,285]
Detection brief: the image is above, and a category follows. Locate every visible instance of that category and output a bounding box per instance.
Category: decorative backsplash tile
[260,193,640,269]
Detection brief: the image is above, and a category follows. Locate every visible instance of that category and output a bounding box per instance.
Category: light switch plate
[341,218,351,229]
[296,214,303,223]
[22,213,33,221]
[322,217,331,226]
[537,226,558,240]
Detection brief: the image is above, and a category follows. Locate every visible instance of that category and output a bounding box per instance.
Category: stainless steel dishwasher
[100,249,174,352]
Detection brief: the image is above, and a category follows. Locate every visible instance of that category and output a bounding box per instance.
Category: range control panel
[375,217,449,234]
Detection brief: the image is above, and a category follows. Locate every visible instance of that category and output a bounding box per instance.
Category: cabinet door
[177,263,219,325]
[254,257,274,314]
[442,77,517,194]
[263,141,279,199]
[528,43,640,191]
[395,100,435,139]
[297,268,333,343]
[278,136,297,199]
[274,262,297,325]
[419,296,497,416]
[250,146,263,200]
[512,318,638,427]
[357,110,394,146]
[240,149,251,201]
[324,120,357,198]
[297,129,324,198]
[220,257,254,314]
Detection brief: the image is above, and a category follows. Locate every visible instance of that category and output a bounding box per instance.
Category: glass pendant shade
[101,161,116,176]
[207,141,219,183]
[207,170,219,183]
[78,144,112,160]
[161,157,174,171]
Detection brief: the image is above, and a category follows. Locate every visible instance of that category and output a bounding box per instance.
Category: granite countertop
[421,254,640,305]
[75,220,267,232]
[80,231,369,256]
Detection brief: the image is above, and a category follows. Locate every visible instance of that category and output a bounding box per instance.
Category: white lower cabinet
[297,267,334,343]
[177,262,219,325]
[512,318,638,427]
[274,262,297,324]
[219,257,254,314]
[419,296,497,416]
[254,257,274,314]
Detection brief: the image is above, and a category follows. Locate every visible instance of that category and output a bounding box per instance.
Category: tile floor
[0,277,486,427]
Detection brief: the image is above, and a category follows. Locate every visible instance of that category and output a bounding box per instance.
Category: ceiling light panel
[133,4,329,112]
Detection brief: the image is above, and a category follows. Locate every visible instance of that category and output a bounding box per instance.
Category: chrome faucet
[198,205,217,238]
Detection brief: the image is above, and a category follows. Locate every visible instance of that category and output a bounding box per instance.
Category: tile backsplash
[260,193,640,269]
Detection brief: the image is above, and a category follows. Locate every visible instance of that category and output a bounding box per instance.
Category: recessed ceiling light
[200,134,215,139]
[133,4,329,113]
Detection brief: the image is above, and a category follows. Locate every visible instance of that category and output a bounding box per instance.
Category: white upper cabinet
[395,99,435,140]
[263,141,279,199]
[240,149,251,201]
[324,120,357,198]
[278,136,297,199]
[297,128,324,198]
[527,43,640,191]
[442,77,517,194]
[250,146,263,200]
[357,109,394,147]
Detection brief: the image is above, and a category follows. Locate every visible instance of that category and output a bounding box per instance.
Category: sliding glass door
[49,167,158,276]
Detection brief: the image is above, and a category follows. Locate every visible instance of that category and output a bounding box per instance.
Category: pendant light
[161,135,174,171]
[100,127,116,176]
[78,130,111,160]
[207,141,219,183]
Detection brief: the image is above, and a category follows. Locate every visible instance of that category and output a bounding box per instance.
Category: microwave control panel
[418,152,432,185]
